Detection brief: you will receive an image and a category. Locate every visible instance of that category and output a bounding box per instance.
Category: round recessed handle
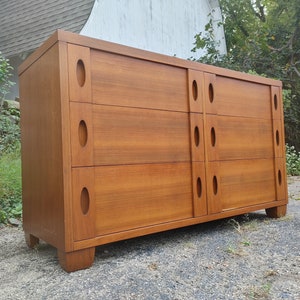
[197,177,202,198]
[209,83,214,103]
[274,94,278,110]
[211,127,216,147]
[80,187,90,215]
[194,126,200,147]
[278,170,282,186]
[76,59,86,87]
[78,120,88,147]
[192,80,198,101]
[276,130,280,146]
[213,176,218,195]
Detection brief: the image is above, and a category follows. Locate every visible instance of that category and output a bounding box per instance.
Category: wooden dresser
[19,30,288,272]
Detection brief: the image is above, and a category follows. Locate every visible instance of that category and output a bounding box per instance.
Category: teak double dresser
[19,30,288,272]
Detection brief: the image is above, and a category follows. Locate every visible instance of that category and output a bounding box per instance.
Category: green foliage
[192,0,300,151]
[0,145,22,223]
[286,144,300,176]
[191,17,224,65]
[0,104,21,223]
[0,51,14,104]
[0,105,20,155]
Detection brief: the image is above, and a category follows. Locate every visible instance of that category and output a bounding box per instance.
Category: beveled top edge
[18,29,282,87]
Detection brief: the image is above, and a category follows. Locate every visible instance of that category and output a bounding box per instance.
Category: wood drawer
[19,30,288,272]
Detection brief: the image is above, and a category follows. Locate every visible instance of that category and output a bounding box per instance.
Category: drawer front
[94,163,193,235]
[93,105,190,165]
[66,45,287,243]
[90,50,188,112]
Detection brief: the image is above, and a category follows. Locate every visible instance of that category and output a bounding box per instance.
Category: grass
[0,144,22,223]
[249,282,272,299]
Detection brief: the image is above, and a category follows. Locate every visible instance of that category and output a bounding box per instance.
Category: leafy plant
[0,105,20,155]
[0,104,21,223]
[0,51,14,105]
[0,144,22,223]
[191,0,300,152]
[286,144,300,175]
[0,52,20,224]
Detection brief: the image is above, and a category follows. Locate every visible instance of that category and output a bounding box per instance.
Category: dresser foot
[58,247,95,272]
[25,232,39,248]
[265,204,287,218]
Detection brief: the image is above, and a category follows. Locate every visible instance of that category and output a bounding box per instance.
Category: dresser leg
[265,204,287,218]
[57,247,95,272]
[25,232,39,248]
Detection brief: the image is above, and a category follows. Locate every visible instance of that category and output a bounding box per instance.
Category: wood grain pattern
[271,86,282,120]
[206,162,222,214]
[94,163,193,235]
[19,30,288,272]
[20,43,68,250]
[188,70,204,113]
[189,113,205,162]
[191,162,207,216]
[274,158,287,201]
[91,50,188,112]
[266,205,287,218]
[273,119,284,158]
[68,44,91,103]
[72,167,95,241]
[93,105,190,165]
[203,73,217,115]
[58,248,95,272]
[219,159,276,210]
[217,76,272,119]
[70,102,94,167]
[204,115,219,162]
[216,115,274,160]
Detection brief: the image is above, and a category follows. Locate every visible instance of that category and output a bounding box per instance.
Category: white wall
[8,0,226,100]
[81,0,226,59]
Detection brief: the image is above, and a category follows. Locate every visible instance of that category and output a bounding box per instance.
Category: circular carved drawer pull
[76,59,86,87]
[78,120,88,147]
[213,176,218,195]
[278,170,282,186]
[194,126,200,147]
[209,83,214,103]
[274,94,278,110]
[211,127,216,147]
[192,80,198,101]
[276,130,280,146]
[197,177,202,198]
[80,187,90,215]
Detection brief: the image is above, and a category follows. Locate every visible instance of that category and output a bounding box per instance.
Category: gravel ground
[0,177,299,300]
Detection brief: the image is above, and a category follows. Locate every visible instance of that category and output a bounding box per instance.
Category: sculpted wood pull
[213,176,218,195]
[209,83,214,103]
[194,126,200,147]
[76,59,86,87]
[192,80,198,101]
[273,93,278,110]
[78,120,88,147]
[278,170,282,186]
[197,177,202,198]
[276,130,280,146]
[211,127,216,147]
[80,187,90,215]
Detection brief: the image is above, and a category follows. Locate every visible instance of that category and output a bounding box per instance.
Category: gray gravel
[0,177,300,300]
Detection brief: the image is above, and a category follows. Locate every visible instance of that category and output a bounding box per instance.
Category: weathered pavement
[0,177,299,299]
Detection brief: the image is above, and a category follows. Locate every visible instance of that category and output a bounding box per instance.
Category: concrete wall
[81,0,226,59]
